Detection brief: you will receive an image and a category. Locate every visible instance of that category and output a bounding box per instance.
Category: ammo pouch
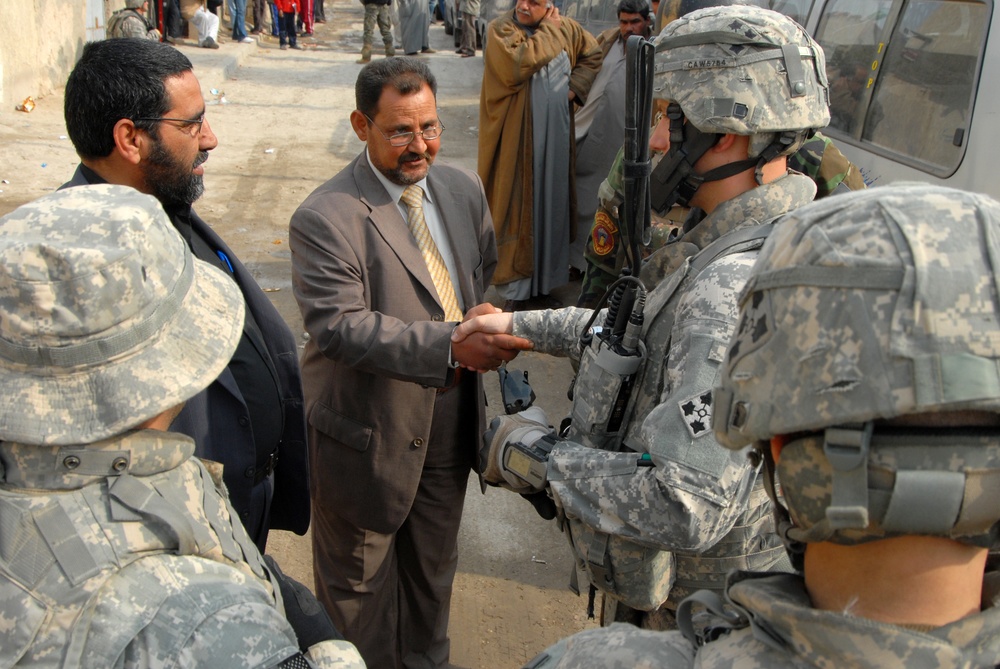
[564,515,674,611]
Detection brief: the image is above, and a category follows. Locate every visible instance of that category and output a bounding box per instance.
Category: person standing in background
[290,58,531,669]
[478,0,602,311]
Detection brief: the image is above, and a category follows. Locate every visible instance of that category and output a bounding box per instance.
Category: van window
[815,0,990,175]
[769,0,815,24]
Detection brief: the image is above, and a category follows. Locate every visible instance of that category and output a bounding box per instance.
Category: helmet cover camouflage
[652,6,830,157]
[713,183,1000,545]
[0,184,244,445]
[656,0,765,31]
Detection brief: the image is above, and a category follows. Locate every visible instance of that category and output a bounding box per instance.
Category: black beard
[144,142,207,206]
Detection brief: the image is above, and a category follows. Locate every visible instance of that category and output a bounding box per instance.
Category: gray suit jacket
[290,153,496,534]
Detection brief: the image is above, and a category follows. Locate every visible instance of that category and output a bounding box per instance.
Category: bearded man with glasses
[290,56,533,669]
[60,38,312,562]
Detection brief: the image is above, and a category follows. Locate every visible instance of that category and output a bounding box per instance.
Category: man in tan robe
[478,0,602,309]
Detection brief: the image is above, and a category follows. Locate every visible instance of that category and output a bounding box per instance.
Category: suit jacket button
[432,314,443,321]
[245,466,255,478]
[412,438,424,447]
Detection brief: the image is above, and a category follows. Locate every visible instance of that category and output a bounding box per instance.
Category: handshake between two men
[451,303,532,373]
[452,307,558,497]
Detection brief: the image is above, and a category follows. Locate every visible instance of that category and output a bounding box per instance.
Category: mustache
[192,151,209,169]
[399,151,432,162]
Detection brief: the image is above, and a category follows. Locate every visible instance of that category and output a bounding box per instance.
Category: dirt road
[0,4,598,667]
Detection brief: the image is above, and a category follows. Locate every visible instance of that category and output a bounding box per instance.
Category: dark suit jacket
[62,165,311,538]
[290,154,496,534]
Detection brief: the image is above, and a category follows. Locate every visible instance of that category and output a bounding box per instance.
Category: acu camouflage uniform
[513,171,816,620]
[577,131,865,308]
[107,8,161,40]
[508,5,830,625]
[527,183,1000,667]
[529,570,1000,668]
[0,185,363,669]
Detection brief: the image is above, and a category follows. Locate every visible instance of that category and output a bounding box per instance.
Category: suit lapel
[354,157,444,308]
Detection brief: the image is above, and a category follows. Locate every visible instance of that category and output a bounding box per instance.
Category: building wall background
[0,1,108,110]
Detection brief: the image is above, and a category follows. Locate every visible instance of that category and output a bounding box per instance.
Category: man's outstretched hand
[452,304,531,372]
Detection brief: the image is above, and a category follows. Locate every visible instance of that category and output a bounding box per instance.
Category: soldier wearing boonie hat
[521,184,1000,667]
[457,3,830,632]
[0,184,363,668]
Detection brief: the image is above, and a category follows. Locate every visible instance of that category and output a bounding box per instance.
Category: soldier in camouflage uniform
[524,182,1000,668]
[107,0,163,40]
[575,0,867,310]
[0,184,364,669]
[454,5,829,630]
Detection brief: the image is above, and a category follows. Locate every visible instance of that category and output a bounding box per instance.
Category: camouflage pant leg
[375,5,392,45]
[577,203,626,309]
[362,4,392,46]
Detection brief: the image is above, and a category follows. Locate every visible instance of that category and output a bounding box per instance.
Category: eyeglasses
[363,113,444,147]
[133,114,206,137]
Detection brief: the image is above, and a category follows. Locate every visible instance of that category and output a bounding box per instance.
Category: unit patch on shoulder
[679,390,713,438]
[591,210,618,257]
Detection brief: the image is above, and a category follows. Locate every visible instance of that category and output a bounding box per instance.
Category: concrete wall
[0,1,98,111]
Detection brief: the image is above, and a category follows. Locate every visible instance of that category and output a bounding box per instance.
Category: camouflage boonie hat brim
[652,6,830,137]
[714,182,1000,448]
[0,184,244,445]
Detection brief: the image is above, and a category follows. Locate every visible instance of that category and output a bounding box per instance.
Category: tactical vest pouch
[569,340,646,452]
[564,516,674,612]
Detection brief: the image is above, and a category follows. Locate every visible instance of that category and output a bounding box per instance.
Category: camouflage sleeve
[788,132,866,197]
[91,555,320,668]
[512,306,596,359]
[523,624,694,668]
[306,640,368,668]
[546,254,761,552]
[119,15,155,39]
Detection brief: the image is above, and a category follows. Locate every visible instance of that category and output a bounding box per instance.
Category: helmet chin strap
[754,441,806,572]
[650,103,762,212]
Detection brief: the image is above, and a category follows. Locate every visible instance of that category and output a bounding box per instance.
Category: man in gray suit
[289,57,532,669]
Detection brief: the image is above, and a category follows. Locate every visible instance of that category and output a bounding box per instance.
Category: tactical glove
[481,406,552,494]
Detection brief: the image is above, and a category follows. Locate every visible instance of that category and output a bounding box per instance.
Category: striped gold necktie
[400,185,463,322]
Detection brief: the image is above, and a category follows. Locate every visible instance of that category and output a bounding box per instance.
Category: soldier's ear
[350,110,370,142]
[112,118,145,165]
[713,133,740,155]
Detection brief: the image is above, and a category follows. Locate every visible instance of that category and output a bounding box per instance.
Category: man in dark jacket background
[60,37,310,551]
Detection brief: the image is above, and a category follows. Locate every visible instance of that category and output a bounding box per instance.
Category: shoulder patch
[591,210,618,257]
[679,390,713,438]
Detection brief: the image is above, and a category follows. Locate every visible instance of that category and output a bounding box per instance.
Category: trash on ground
[16,96,35,113]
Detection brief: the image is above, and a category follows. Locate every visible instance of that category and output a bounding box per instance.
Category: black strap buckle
[253,449,279,485]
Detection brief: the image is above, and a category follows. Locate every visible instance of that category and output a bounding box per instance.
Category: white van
[799,0,999,199]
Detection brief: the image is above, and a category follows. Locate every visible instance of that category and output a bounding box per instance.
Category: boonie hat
[0,184,244,445]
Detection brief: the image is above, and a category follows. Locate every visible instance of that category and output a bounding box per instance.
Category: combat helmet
[650,5,830,209]
[713,184,1000,561]
[125,0,146,8]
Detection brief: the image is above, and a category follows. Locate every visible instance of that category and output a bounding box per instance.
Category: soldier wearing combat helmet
[525,184,1000,667]
[576,0,865,309]
[454,5,829,631]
